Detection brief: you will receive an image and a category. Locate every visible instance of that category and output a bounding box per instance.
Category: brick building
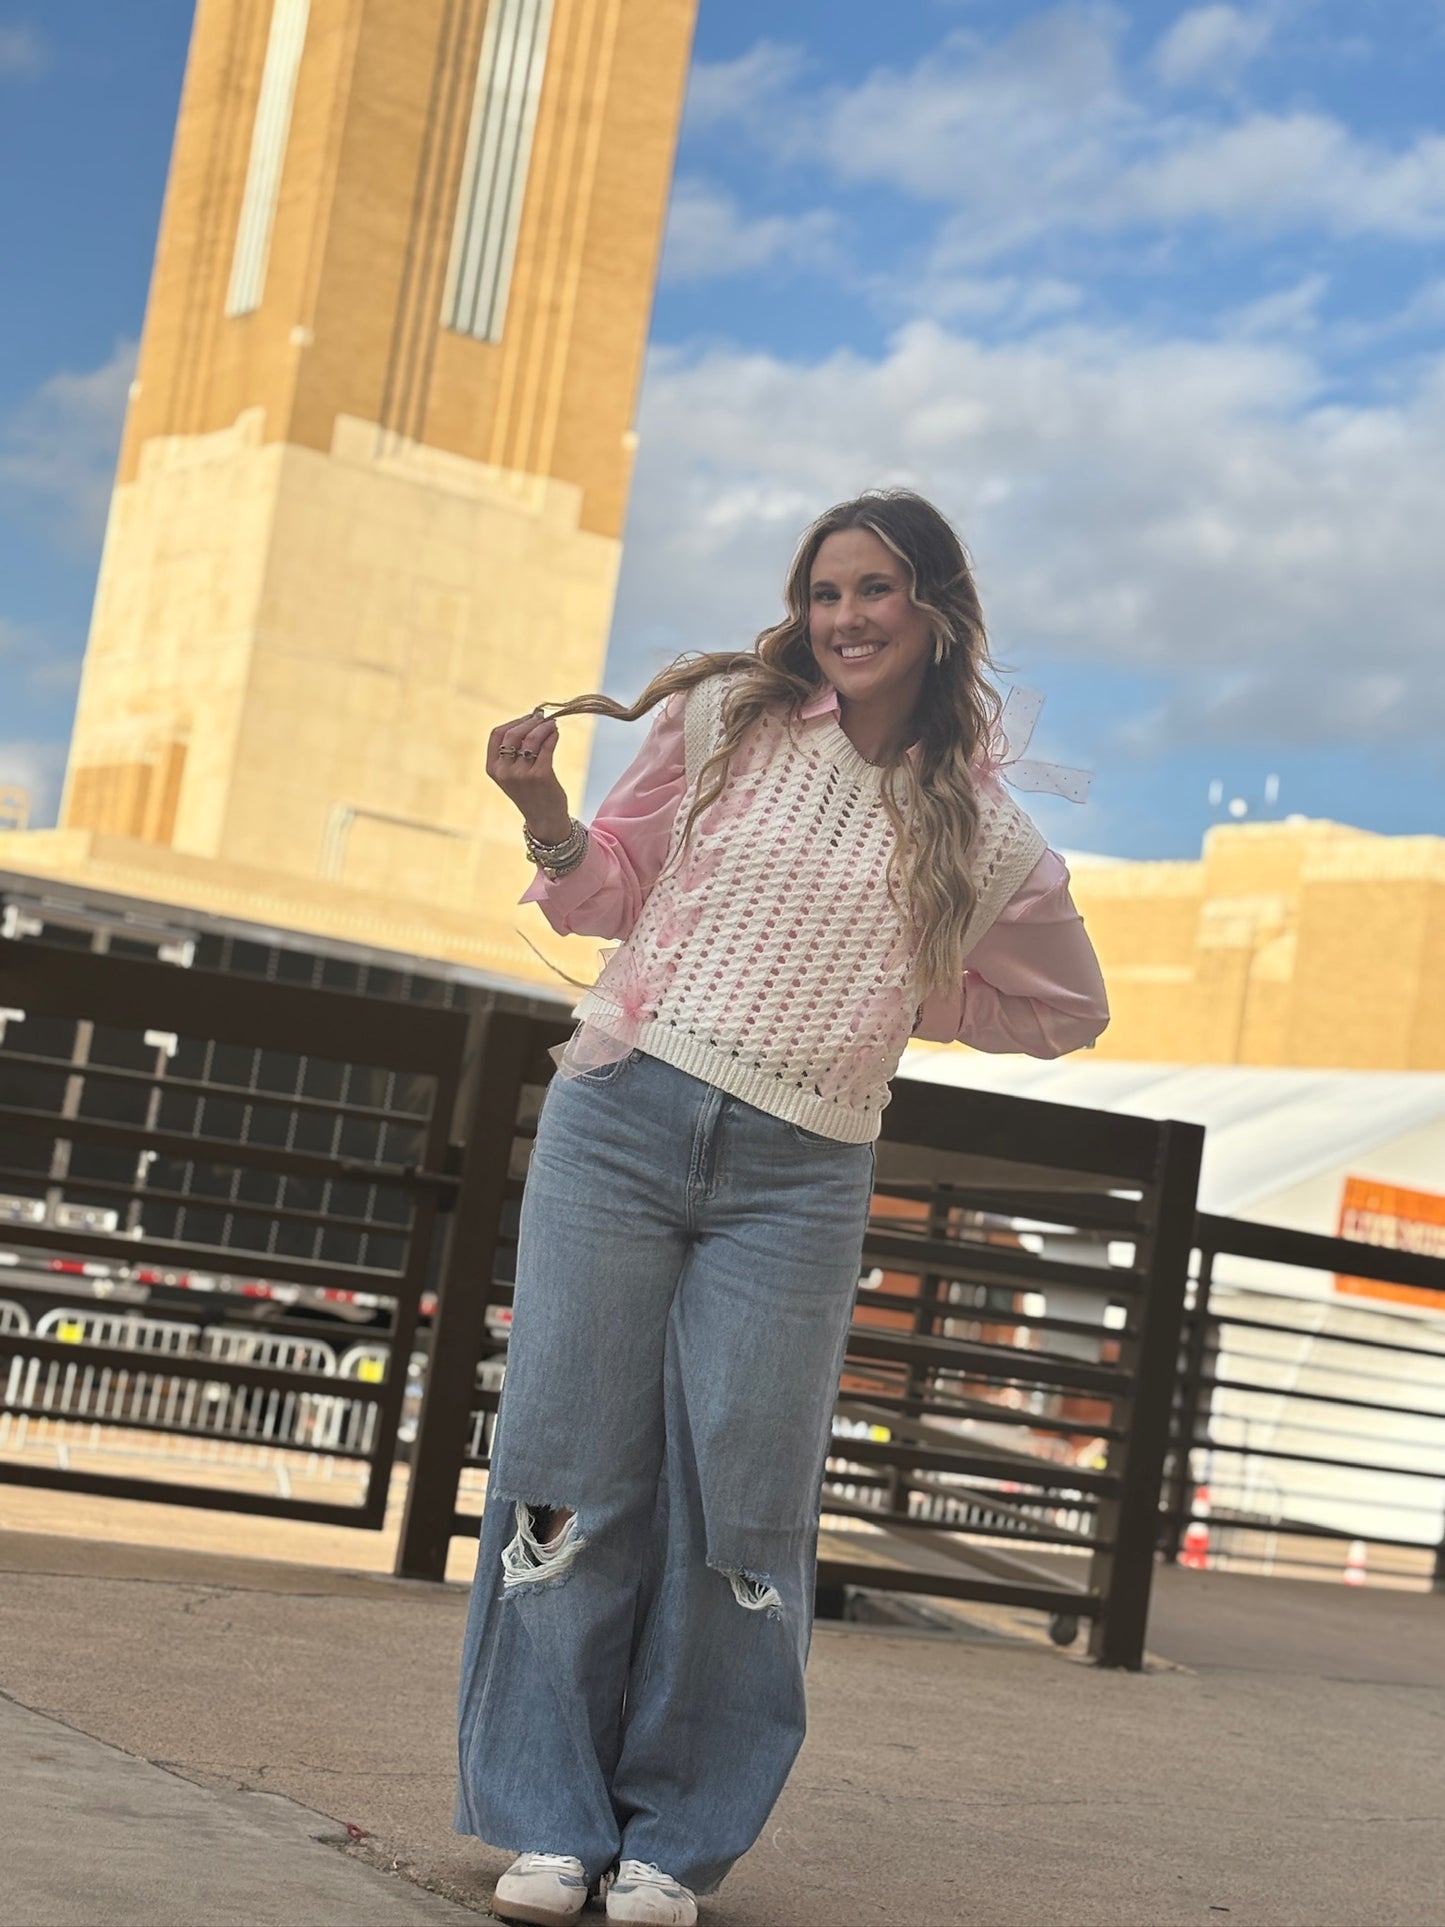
[1067,815,1445,1070]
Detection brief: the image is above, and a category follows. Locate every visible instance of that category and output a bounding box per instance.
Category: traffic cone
[1178,1483,1211,1570]
[1180,1518,1210,1570]
[1342,1539,1368,1586]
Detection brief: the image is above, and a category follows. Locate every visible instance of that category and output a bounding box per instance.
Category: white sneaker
[490,1852,591,1925]
[604,1859,698,1924]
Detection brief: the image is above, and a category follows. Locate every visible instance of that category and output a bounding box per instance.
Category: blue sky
[2,2,1444,858]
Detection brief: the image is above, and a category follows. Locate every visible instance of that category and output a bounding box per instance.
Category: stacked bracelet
[524,817,589,880]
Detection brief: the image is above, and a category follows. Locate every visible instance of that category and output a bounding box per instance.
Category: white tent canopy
[896,1052,1445,1541]
[897,1050,1445,1227]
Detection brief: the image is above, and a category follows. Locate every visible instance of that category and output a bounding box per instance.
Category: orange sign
[1334,1176,1445,1310]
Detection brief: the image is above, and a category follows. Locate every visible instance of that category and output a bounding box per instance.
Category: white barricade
[204,1328,338,1375]
[4,1315,374,1456]
[465,1357,506,1462]
[36,1307,197,1355]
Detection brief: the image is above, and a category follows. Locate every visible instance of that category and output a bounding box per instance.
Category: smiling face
[807,527,936,726]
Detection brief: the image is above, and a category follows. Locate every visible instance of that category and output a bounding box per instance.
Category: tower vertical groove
[380,0,473,453]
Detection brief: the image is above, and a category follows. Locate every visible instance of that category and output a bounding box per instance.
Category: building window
[225,0,311,318]
[442,0,554,345]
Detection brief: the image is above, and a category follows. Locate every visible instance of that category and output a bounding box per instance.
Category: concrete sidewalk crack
[158,1757,448,1782]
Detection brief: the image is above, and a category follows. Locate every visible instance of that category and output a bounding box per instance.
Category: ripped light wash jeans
[455,1049,875,1895]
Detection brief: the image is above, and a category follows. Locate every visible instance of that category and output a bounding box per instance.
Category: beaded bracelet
[537,832,589,880]
[524,816,585,863]
[524,817,589,880]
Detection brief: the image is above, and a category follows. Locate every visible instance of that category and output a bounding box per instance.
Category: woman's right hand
[487,711,572,843]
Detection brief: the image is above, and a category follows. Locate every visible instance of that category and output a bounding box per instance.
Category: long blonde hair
[544,489,1005,996]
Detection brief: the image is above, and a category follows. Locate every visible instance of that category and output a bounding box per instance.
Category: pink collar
[797,682,921,760]
[798,684,842,722]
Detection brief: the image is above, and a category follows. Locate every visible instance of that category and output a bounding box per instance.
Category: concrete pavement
[3,1693,479,1927]
[1,1528,1442,1926]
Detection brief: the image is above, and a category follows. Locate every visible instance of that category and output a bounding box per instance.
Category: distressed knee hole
[501,1502,586,1591]
[720,1566,783,1616]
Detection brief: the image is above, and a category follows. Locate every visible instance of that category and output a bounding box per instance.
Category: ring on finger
[498,746,520,759]
[521,749,537,762]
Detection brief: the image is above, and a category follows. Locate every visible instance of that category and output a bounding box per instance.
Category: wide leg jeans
[455,1049,874,1894]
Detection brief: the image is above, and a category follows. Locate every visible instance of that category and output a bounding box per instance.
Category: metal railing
[395,1009,570,1577]
[811,1076,1203,1667]
[0,932,467,1527]
[399,1019,1204,1669]
[1163,1216,1445,1589]
[2,885,1231,1667]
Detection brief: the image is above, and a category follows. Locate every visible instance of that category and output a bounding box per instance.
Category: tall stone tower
[2,0,694,978]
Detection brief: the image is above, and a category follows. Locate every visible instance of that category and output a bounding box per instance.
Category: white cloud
[901,268,1086,328]
[1152,6,1273,90]
[697,14,1445,261]
[810,11,1134,222]
[596,317,1445,799]
[0,740,66,828]
[660,180,839,284]
[0,24,47,76]
[0,338,136,549]
[1220,272,1329,339]
[1336,274,1445,350]
[1123,113,1445,238]
[681,41,806,133]
[1389,274,1445,332]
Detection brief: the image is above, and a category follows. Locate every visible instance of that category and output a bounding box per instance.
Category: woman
[457,490,1109,1926]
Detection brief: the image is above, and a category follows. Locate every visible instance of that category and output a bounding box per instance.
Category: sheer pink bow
[977,687,1092,805]
[547,944,656,1078]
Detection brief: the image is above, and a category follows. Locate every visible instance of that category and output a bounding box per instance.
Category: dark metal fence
[1163,1217,1445,1589]
[816,1077,1203,1667]
[0,933,469,1527]
[397,1023,1203,1669]
[395,1011,569,1581]
[2,882,1232,1669]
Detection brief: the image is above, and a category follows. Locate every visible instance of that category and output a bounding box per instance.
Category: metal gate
[0,934,467,1527]
[398,1013,1203,1668]
[1,915,1207,1667]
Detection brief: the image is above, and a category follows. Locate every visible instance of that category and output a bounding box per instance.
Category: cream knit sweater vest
[575,674,1047,1142]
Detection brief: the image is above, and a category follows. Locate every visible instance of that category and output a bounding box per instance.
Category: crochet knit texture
[574,674,1046,1143]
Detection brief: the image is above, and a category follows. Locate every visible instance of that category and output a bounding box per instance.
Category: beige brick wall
[64,414,613,914]
[1071,822,1445,1069]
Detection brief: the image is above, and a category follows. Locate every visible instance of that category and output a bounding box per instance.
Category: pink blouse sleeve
[519,693,688,941]
[913,850,1110,1057]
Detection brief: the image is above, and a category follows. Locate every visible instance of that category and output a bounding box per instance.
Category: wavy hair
[542,489,1005,996]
